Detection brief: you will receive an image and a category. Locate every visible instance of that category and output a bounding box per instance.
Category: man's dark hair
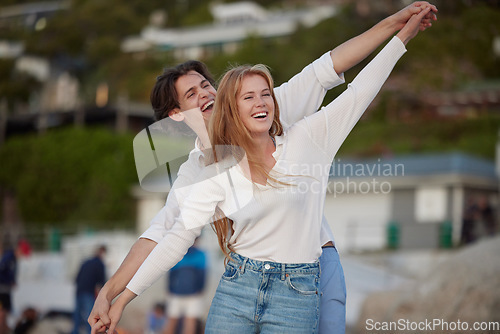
[151,60,216,121]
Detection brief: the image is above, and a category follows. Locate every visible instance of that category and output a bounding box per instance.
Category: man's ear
[168,108,185,122]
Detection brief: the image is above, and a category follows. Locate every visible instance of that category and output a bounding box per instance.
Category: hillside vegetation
[1,0,499,228]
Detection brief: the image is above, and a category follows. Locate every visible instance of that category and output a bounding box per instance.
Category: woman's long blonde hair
[208,64,284,259]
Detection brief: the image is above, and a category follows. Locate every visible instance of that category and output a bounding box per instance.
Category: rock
[356,236,500,333]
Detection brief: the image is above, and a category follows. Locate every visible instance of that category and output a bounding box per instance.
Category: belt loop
[281,263,286,280]
[240,257,248,274]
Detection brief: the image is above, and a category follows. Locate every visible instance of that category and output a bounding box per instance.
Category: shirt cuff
[139,230,163,244]
[312,51,345,90]
[391,35,408,55]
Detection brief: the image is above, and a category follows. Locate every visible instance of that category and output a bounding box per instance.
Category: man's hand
[87,238,158,331]
[88,289,112,332]
[91,303,123,334]
[397,5,434,45]
[90,289,137,334]
[390,1,438,32]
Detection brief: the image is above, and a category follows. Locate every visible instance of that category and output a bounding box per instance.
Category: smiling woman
[185,33,409,330]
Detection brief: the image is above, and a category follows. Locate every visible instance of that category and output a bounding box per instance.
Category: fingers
[411,2,438,23]
[100,313,111,328]
[398,5,433,44]
[424,12,437,21]
[405,2,436,33]
[88,312,111,329]
[419,17,434,30]
[91,320,107,334]
[413,1,438,13]
[108,321,117,334]
[408,5,421,15]
[411,6,431,26]
[418,6,432,18]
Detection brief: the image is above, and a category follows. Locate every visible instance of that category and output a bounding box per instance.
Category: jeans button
[264,264,270,270]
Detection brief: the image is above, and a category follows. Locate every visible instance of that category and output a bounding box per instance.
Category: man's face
[174,71,217,124]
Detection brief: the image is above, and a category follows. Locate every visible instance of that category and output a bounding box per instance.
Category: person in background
[0,303,10,334]
[146,303,166,334]
[72,245,107,334]
[14,306,38,334]
[164,239,207,334]
[0,240,23,332]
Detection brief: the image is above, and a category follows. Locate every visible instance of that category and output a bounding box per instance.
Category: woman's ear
[168,108,185,122]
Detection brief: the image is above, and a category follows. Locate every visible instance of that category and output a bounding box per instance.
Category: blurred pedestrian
[14,306,38,334]
[461,197,479,244]
[0,303,10,334]
[146,303,166,334]
[72,245,107,334]
[478,196,496,237]
[16,239,31,258]
[164,241,206,334]
[0,241,22,331]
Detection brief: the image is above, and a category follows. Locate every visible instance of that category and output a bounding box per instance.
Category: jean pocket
[286,274,318,295]
[221,264,239,281]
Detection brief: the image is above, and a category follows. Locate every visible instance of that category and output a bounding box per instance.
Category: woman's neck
[247,133,275,157]
[237,133,277,186]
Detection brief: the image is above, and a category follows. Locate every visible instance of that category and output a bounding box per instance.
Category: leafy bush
[0,127,137,229]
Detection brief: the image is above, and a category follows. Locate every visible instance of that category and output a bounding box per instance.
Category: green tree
[0,59,41,112]
[0,127,138,229]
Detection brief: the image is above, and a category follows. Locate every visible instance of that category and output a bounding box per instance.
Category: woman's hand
[87,288,112,333]
[390,1,438,32]
[396,6,433,45]
[90,289,137,334]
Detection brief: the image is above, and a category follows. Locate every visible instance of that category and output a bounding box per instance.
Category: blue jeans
[205,253,321,333]
[71,292,94,334]
[319,247,346,334]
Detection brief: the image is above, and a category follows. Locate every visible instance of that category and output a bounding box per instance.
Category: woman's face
[236,74,275,137]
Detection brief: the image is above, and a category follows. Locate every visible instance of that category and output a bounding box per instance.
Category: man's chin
[202,110,213,120]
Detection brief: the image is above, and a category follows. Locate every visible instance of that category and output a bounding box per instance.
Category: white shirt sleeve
[139,149,204,242]
[127,222,203,295]
[274,51,345,129]
[302,37,407,158]
[127,166,229,295]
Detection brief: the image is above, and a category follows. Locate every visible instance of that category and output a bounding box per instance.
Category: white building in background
[121,1,337,59]
[15,56,50,81]
[325,152,498,253]
[0,40,24,58]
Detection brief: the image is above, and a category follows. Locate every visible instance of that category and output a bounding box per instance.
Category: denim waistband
[228,252,319,275]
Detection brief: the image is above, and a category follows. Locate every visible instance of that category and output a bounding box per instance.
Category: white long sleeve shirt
[128,36,406,296]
